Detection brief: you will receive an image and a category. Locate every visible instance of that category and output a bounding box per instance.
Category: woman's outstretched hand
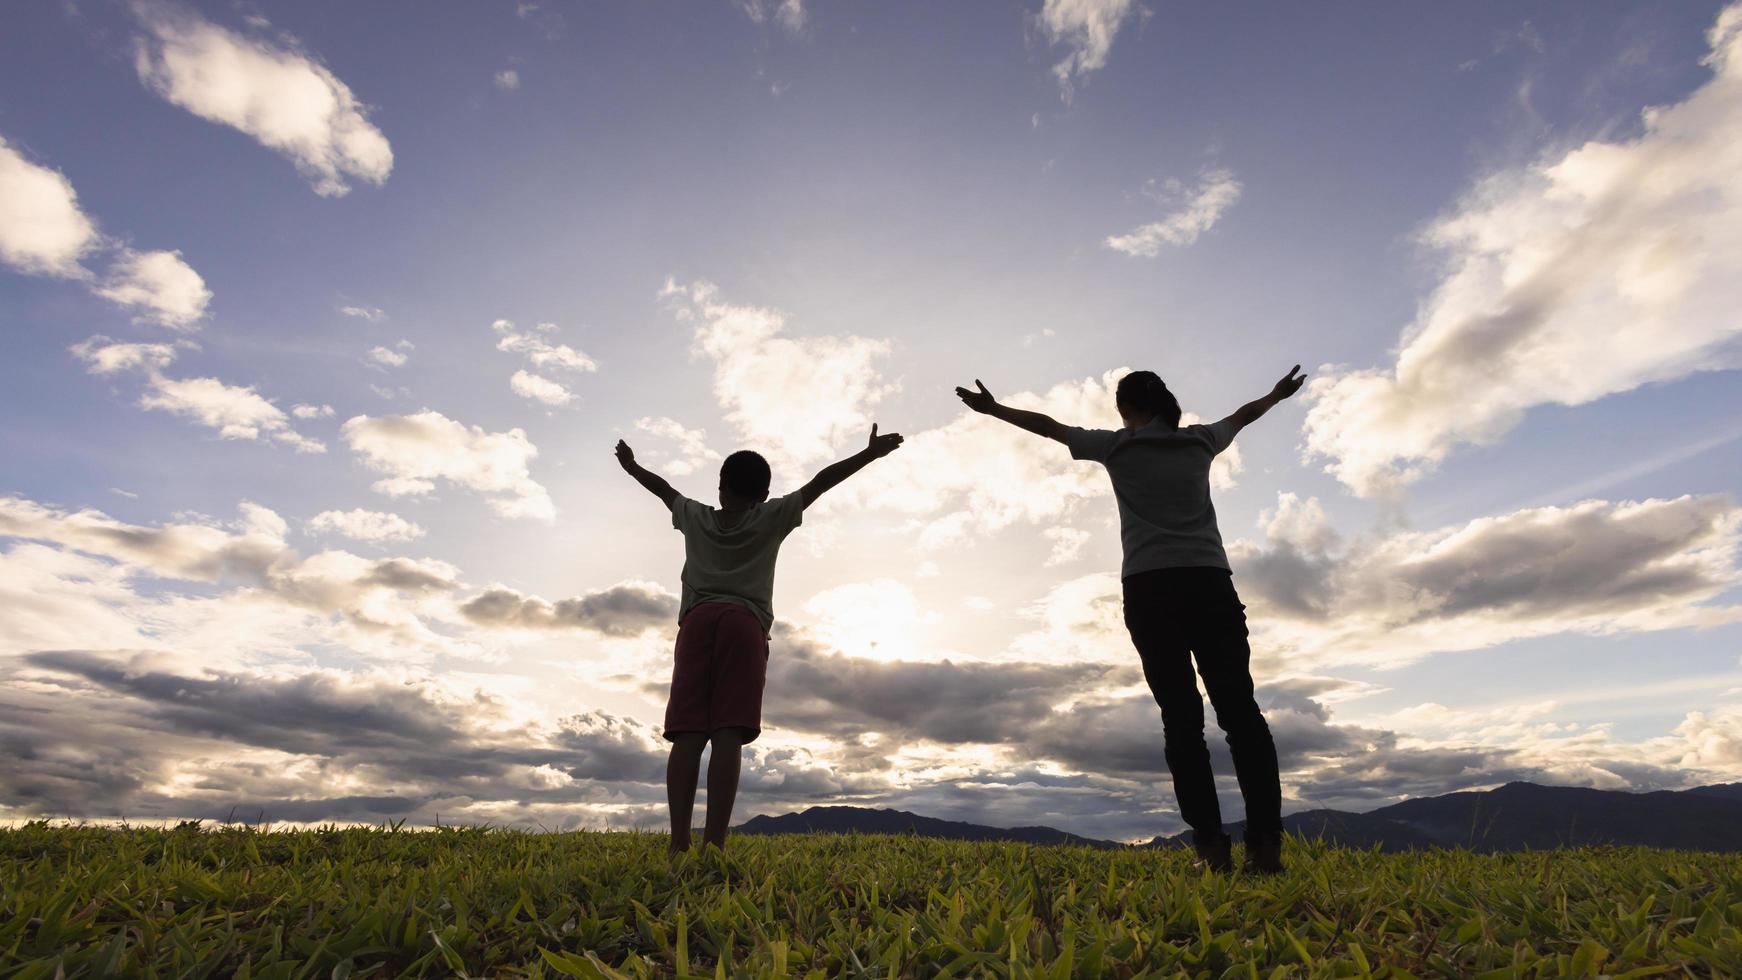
[867,423,904,458]
[954,379,997,414]
[1271,366,1307,401]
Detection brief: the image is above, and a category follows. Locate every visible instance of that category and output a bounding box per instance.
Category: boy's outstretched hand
[867,423,904,458]
[954,379,996,414]
[614,439,636,468]
[1271,365,1308,401]
[800,423,904,507]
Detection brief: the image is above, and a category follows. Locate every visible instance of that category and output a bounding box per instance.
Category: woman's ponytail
[1116,370,1183,429]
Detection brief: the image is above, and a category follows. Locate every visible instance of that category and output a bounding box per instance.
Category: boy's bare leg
[666,733,708,854]
[702,728,744,849]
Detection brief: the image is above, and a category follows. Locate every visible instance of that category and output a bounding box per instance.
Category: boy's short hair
[719,450,772,497]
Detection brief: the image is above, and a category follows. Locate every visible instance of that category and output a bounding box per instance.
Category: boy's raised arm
[1219,365,1307,436]
[615,440,679,508]
[954,379,1069,443]
[799,424,903,508]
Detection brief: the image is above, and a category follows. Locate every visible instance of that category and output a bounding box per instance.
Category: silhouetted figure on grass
[956,366,1306,874]
[616,426,903,855]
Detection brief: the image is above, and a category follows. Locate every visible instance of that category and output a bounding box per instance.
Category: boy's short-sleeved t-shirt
[670,492,805,633]
[1062,418,1238,579]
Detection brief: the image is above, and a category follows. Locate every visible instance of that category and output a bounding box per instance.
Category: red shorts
[663,601,768,744]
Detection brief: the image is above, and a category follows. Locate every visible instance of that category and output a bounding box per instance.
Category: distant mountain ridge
[735,805,1122,848]
[735,782,1742,853]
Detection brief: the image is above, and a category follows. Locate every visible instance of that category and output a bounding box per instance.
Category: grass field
[4,821,1740,978]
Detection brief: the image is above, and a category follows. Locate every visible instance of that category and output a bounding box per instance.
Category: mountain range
[736,805,1120,848]
[734,782,1742,852]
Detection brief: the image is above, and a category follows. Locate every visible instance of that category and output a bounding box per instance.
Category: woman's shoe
[1242,830,1284,875]
[1192,830,1233,873]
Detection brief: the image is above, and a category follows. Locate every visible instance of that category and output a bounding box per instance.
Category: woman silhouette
[955,365,1306,873]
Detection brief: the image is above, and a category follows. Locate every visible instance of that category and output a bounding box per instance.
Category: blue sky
[1,0,1739,840]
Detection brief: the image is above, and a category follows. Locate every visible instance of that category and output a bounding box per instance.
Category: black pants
[1122,567,1282,839]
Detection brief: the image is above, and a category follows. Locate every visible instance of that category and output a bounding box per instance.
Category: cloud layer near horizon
[4,485,1739,838]
[992,492,1742,673]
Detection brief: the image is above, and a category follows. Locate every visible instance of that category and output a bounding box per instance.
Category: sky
[1,0,1739,843]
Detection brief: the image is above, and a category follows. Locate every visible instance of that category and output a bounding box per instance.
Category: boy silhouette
[615,425,903,854]
[955,366,1305,874]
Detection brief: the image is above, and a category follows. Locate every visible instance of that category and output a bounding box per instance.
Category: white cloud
[366,341,412,368]
[1002,572,1129,665]
[1042,526,1092,566]
[306,509,425,543]
[491,319,597,372]
[0,496,467,664]
[70,336,323,452]
[1038,0,1138,102]
[1303,6,1742,497]
[633,416,719,476]
[1105,168,1242,256]
[662,279,896,477]
[1674,704,1742,768]
[0,496,287,587]
[494,68,520,92]
[1,136,209,327]
[339,305,386,321]
[93,248,211,328]
[509,369,572,406]
[141,375,326,452]
[291,403,334,419]
[131,3,393,197]
[69,335,180,375]
[341,410,554,521]
[0,134,99,277]
[739,0,806,34]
